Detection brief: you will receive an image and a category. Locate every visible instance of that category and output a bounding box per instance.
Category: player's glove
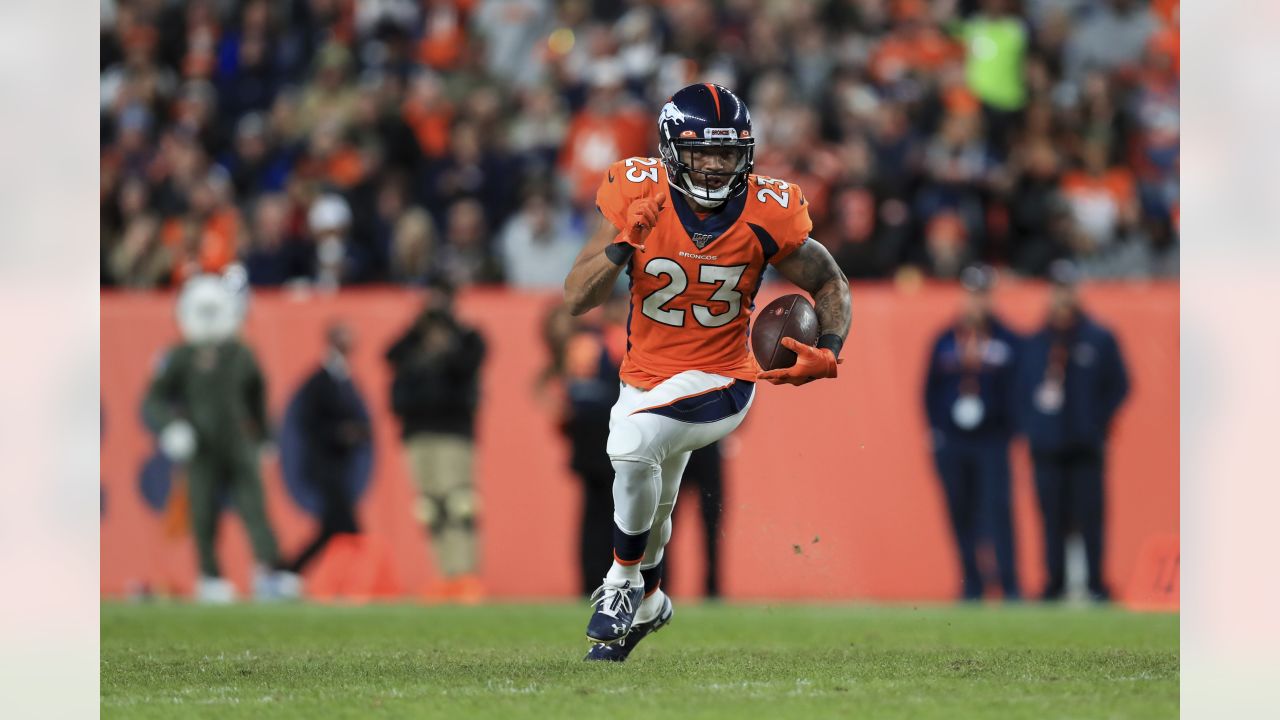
[615,194,666,252]
[757,337,841,386]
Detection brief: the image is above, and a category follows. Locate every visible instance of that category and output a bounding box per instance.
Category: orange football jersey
[596,157,812,389]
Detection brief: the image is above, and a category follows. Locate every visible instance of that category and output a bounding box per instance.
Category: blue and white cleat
[584,592,673,662]
[585,578,644,645]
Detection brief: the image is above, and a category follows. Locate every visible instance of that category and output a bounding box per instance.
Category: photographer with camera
[386,286,487,602]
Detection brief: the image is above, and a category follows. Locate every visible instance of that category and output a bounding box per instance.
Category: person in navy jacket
[924,265,1022,601]
[1017,261,1130,601]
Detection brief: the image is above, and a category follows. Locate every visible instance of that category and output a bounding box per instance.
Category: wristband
[817,333,844,359]
[604,242,635,265]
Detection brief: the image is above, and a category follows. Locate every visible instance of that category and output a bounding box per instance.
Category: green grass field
[101,602,1177,719]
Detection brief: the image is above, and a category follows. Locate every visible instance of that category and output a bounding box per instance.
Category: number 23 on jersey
[640,260,746,328]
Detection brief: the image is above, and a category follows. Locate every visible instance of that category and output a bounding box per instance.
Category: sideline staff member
[924,265,1022,601]
[1018,261,1129,601]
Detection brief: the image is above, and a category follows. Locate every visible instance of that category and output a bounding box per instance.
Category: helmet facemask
[660,138,755,209]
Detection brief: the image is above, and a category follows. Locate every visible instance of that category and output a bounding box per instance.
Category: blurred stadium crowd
[100,0,1179,290]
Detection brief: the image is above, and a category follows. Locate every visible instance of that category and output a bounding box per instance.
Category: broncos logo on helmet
[657,83,755,208]
[658,102,688,127]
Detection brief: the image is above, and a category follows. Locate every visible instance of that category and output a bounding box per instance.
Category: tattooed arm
[755,239,852,386]
[773,239,852,352]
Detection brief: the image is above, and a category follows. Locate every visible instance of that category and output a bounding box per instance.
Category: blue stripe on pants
[635,381,754,424]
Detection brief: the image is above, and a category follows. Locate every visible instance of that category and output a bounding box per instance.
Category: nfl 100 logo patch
[691,232,716,249]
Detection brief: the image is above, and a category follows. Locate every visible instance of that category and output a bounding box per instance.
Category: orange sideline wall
[100,282,1178,602]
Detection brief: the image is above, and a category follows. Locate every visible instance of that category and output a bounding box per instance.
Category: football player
[563,83,852,661]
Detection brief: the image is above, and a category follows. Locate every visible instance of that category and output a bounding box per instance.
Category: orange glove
[616,194,666,252]
[758,337,841,386]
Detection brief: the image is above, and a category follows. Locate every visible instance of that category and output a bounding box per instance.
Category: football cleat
[584,592,673,662]
[585,578,644,645]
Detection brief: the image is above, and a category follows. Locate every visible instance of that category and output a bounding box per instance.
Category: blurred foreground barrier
[102,282,1177,604]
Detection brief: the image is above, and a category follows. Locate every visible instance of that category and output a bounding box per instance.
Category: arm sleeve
[1100,333,1131,427]
[1003,331,1025,433]
[390,368,429,417]
[385,325,423,366]
[464,330,487,368]
[296,373,341,448]
[438,330,487,410]
[1011,336,1038,433]
[142,348,183,433]
[244,347,270,442]
[437,326,486,374]
[923,336,946,432]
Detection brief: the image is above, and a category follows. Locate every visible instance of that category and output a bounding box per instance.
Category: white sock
[605,560,642,586]
[635,588,666,623]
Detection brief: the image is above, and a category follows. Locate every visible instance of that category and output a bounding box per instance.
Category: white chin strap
[680,176,733,208]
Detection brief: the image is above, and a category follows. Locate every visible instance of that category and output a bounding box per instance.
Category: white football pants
[606,370,755,569]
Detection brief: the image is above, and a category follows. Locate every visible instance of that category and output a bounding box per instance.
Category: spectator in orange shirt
[402,70,455,160]
[417,0,474,71]
[293,117,367,190]
[557,61,650,212]
[174,0,221,80]
[164,167,242,285]
[1151,0,1179,29]
[1059,138,1138,255]
[870,3,963,87]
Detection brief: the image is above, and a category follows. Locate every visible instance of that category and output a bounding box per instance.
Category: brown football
[751,294,819,371]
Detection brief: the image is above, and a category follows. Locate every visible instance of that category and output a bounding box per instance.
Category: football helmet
[657,83,755,208]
